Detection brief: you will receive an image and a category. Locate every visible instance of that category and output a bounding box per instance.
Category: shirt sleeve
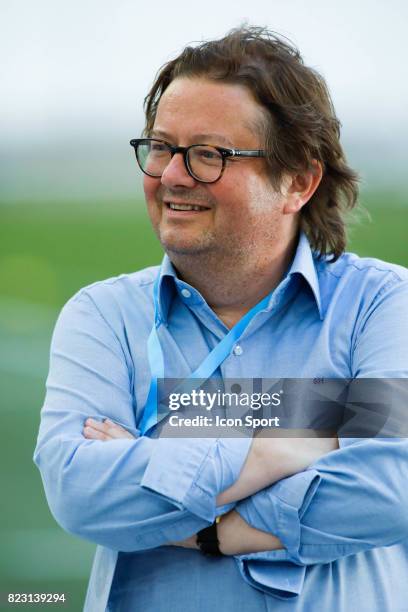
[33,290,251,552]
[234,276,408,595]
[236,438,408,567]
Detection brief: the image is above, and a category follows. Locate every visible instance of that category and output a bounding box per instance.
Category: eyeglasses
[129,138,265,184]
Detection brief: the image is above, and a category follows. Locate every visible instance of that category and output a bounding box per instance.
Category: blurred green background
[3,1,408,608]
[0,192,407,610]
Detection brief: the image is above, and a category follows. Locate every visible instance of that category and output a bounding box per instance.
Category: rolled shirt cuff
[236,468,321,563]
[141,437,252,522]
[235,555,306,599]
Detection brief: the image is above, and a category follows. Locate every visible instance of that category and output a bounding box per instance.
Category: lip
[163,201,211,215]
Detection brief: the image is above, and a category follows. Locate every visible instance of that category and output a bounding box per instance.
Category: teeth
[168,202,206,211]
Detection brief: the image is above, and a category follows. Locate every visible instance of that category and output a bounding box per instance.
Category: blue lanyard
[139,272,272,435]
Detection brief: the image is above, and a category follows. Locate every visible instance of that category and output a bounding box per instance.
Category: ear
[282,160,323,215]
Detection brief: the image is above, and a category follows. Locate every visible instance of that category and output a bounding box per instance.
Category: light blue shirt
[33,233,408,611]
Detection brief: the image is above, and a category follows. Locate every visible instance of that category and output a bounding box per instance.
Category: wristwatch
[196,515,223,557]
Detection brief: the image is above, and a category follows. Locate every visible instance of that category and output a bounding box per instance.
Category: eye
[190,146,223,166]
[151,143,167,152]
[199,149,218,159]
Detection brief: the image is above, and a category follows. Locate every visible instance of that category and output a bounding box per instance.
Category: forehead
[153,77,265,146]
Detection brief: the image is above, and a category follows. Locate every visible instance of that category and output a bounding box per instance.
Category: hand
[83,417,136,441]
[217,510,283,556]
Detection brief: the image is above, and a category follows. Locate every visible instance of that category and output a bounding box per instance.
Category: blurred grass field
[0,193,407,610]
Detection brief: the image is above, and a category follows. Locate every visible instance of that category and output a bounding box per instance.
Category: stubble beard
[159,222,265,278]
[153,197,285,279]
[158,225,218,257]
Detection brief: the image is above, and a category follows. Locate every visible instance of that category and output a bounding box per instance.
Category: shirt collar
[287,231,323,319]
[155,231,323,324]
[155,255,178,325]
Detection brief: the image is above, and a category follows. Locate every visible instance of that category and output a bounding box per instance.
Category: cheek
[213,173,274,219]
[143,175,160,204]
[244,173,282,216]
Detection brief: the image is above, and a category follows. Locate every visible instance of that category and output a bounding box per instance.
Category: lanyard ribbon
[139,272,272,435]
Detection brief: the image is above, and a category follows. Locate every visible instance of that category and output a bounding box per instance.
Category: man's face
[143,77,291,261]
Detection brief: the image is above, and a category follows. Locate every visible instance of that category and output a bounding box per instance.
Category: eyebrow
[150,129,235,148]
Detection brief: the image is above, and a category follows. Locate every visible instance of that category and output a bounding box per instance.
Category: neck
[168,235,298,328]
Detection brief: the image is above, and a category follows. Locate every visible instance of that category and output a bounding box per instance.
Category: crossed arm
[82,416,337,555]
[34,287,408,569]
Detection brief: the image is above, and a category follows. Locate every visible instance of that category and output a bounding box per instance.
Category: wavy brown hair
[144,26,359,261]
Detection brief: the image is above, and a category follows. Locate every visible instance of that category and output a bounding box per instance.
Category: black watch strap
[196,520,223,557]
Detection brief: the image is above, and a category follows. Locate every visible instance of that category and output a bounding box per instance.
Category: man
[34,26,408,611]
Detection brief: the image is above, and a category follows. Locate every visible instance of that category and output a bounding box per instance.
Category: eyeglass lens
[136,140,223,182]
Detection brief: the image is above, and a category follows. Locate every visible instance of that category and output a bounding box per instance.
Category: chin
[159,229,215,256]
[162,241,212,256]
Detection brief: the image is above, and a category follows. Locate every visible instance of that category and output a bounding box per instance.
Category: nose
[160,152,197,189]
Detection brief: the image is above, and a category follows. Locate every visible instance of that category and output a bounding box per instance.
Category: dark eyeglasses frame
[129,138,266,184]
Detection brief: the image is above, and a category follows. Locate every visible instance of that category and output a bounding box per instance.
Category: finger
[83,426,110,441]
[84,417,135,440]
[84,418,110,434]
[103,419,135,439]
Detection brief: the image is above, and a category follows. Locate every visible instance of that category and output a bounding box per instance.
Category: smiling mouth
[165,202,211,212]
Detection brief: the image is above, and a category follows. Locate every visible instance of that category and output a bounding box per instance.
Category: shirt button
[233,345,243,356]
[181,288,191,298]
